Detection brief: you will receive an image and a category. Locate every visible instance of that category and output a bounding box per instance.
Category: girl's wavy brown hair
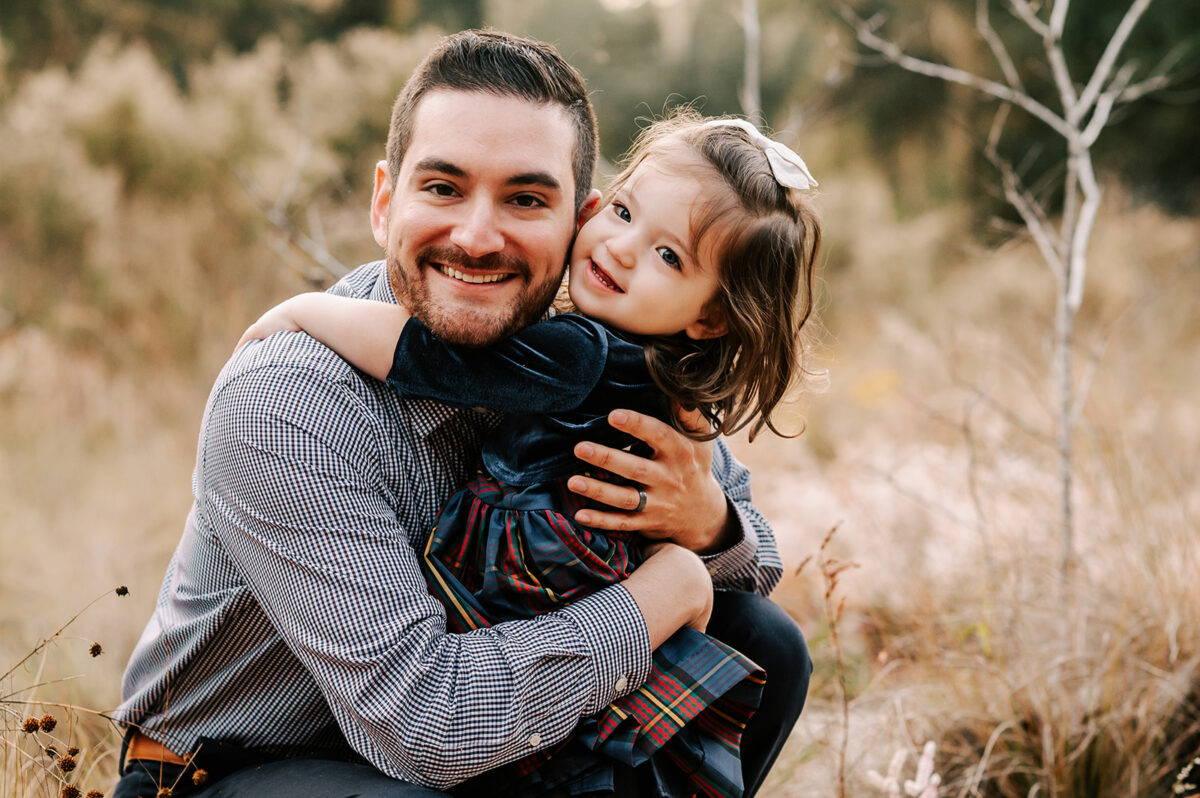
[604,109,821,441]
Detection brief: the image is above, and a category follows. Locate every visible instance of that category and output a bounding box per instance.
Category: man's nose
[449,200,505,258]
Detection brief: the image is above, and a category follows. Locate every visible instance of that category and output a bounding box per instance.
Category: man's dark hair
[386,29,598,212]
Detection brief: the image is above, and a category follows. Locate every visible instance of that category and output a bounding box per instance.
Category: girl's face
[567,161,727,340]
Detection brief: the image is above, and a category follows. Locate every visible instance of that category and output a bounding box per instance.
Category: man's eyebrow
[410,159,562,194]
[412,157,466,177]
[506,171,562,192]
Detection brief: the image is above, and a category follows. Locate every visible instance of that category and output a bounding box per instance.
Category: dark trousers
[707,590,811,797]
[113,591,810,798]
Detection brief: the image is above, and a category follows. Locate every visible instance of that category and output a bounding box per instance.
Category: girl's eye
[612,202,631,222]
[657,247,681,269]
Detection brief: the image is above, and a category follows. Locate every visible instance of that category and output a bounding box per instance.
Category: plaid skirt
[423,470,766,798]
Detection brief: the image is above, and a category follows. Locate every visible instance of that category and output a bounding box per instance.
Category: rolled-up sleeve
[700,439,784,596]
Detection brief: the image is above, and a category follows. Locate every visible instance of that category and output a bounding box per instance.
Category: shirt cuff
[700,498,758,586]
[557,585,652,714]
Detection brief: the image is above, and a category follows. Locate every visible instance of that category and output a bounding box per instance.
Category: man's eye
[513,194,545,208]
[428,184,456,197]
[612,202,631,222]
[657,247,681,269]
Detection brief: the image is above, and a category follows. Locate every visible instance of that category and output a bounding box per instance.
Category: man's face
[372,89,580,347]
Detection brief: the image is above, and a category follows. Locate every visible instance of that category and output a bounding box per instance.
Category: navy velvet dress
[387,313,764,798]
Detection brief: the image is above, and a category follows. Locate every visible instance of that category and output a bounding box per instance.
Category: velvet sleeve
[386,314,610,414]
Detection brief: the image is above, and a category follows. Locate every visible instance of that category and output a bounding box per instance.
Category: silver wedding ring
[634,488,647,513]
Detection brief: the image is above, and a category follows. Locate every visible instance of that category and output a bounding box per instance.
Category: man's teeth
[440,266,507,284]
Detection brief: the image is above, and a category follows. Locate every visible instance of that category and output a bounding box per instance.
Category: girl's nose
[605,233,637,270]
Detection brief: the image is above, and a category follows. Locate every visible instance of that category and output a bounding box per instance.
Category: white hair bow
[702,118,818,190]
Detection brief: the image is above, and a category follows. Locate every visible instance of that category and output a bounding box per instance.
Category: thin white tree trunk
[740,0,762,125]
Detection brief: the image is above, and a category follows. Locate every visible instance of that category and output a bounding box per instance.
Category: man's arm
[569,409,784,596]
[201,358,704,789]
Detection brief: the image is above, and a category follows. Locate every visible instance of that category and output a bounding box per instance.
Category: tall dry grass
[3,29,1198,798]
[752,169,1200,796]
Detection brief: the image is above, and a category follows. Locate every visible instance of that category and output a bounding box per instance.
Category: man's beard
[388,245,563,348]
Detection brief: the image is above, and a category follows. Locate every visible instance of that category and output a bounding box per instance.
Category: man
[114,30,809,798]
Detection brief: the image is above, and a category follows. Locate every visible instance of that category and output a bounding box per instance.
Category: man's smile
[437,264,512,284]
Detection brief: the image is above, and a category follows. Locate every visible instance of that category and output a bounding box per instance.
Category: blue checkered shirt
[116,260,784,790]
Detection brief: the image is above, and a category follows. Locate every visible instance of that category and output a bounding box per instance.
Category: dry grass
[3,32,1198,798]
[749,182,1200,797]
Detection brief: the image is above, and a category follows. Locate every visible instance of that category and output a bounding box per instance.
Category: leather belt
[126,731,188,766]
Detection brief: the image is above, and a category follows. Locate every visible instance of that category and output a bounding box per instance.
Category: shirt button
[614,676,628,692]
[528,733,542,748]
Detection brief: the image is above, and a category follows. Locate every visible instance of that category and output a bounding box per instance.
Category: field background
[2,1,1198,796]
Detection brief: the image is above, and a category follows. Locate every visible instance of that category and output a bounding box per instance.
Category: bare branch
[982,142,1067,279]
[962,379,1057,448]
[1066,152,1101,312]
[989,114,1065,266]
[1070,336,1109,424]
[739,0,763,126]
[237,166,349,282]
[1080,61,1138,147]
[1074,0,1155,118]
[1006,0,1049,38]
[1114,43,1185,104]
[1048,0,1070,48]
[985,102,1009,153]
[1119,73,1172,104]
[977,0,1024,90]
[1046,29,1079,115]
[865,463,983,532]
[838,2,1072,138]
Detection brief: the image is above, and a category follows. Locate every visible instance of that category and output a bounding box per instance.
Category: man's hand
[620,542,713,646]
[569,407,736,554]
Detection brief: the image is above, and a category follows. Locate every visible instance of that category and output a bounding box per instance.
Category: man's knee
[709,591,812,713]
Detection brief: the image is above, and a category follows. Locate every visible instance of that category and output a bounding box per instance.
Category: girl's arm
[236,292,408,381]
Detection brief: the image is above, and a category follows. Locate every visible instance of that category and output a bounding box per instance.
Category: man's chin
[421,306,526,348]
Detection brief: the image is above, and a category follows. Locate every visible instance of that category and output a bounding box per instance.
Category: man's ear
[684,302,728,340]
[576,188,603,229]
[370,160,392,249]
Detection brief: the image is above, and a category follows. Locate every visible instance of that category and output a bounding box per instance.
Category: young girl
[238,112,820,797]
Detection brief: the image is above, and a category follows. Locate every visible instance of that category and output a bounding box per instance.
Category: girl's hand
[234,294,315,353]
[568,407,735,554]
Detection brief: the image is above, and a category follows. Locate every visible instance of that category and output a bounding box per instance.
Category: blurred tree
[841,0,1184,587]
[833,0,1199,217]
[0,0,481,87]
[487,0,822,166]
